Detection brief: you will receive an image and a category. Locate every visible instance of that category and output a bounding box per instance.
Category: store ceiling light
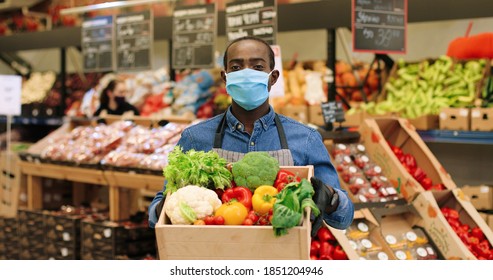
[60,0,177,15]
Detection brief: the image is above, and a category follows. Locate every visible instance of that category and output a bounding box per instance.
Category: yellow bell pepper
[252,185,278,215]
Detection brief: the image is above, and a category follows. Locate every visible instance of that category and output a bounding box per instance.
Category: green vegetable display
[271,179,320,237]
[482,76,493,107]
[354,56,487,119]
[163,146,232,194]
[232,152,280,192]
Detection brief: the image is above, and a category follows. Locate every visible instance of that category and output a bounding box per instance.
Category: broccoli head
[232,152,280,192]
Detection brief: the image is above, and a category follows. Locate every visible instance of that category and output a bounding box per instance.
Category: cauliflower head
[164,185,222,225]
[232,152,280,192]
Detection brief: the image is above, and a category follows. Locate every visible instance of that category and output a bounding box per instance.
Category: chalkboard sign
[321,101,345,125]
[172,3,217,70]
[82,15,114,72]
[225,0,277,45]
[116,10,153,71]
[352,0,407,54]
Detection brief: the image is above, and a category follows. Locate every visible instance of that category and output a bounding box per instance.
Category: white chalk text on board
[352,0,407,54]
[172,3,217,70]
[116,10,153,71]
[226,0,277,45]
[82,15,114,72]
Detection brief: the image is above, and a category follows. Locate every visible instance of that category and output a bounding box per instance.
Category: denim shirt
[148,106,354,229]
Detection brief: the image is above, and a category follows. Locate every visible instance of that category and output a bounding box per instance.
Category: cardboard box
[461,185,493,210]
[439,108,470,131]
[359,117,457,202]
[281,105,309,123]
[370,205,444,260]
[0,152,21,218]
[155,166,313,260]
[488,215,493,232]
[408,114,439,130]
[308,105,325,126]
[328,209,396,260]
[471,108,493,131]
[412,189,493,260]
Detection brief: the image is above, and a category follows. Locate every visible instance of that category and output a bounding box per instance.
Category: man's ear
[269,69,280,87]
[221,70,227,84]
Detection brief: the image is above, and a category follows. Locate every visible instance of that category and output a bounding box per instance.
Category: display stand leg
[109,185,120,221]
[27,175,42,209]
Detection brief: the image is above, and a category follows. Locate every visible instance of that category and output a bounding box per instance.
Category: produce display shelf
[0,116,64,126]
[19,161,106,185]
[105,171,164,193]
[417,130,493,145]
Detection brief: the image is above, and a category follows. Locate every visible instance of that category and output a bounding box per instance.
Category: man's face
[222,39,278,90]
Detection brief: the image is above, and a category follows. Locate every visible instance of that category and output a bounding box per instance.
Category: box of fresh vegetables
[154,147,318,260]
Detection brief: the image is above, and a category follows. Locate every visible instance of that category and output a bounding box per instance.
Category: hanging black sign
[352,0,407,54]
[225,0,277,45]
[115,10,153,71]
[82,15,114,72]
[172,3,217,70]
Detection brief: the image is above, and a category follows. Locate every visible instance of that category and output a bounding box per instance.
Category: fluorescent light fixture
[60,0,177,15]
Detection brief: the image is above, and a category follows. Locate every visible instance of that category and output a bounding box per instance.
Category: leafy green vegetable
[163,146,232,194]
[271,178,320,237]
[232,152,279,192]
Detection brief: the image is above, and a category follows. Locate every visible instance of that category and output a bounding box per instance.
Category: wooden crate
[0,152,21,218]
[155,166,313,260]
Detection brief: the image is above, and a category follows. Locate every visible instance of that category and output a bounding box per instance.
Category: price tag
[352,0,407,54]
[226,0,277,45]
[82,15,114,72]
[172,3,217,70]
[321,101,345,125]
[116,10,153,71]
[0,75,22,116]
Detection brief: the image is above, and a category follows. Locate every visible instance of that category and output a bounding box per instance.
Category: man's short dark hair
[223,36,275,70]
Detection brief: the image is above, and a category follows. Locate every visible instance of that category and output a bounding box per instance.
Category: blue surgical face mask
[225,68,273,111]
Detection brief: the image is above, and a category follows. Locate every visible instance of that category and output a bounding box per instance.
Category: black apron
[212,113,295,166]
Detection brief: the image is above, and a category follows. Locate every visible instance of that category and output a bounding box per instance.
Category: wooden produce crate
[359,117,457,202]
[0,151,22,218]
[155,166,313,260]
[412,189,493,260]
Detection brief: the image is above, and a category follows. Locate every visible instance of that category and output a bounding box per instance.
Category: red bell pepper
[472,240,492,259]
[317,227,335,242]
[391,146,404,157]
[318,241,333,260]
[441,207,460,220]
[420,177,433,190]
[403,154,417,171]
[274,170,301,192]
[221,187,253,211]
[471,227,485,242]
[332,245,348,260]
[412,167,427,182]
[310,240,321,256]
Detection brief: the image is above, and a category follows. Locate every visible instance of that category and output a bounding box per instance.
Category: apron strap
[214,113,289,150]
[274,114,289,150]
[213,113,227,149]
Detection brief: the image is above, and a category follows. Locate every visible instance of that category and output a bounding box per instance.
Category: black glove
[155,198,165,220]
[310,177,340,238]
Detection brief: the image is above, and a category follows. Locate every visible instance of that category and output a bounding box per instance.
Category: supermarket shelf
[417,130,493,145]
[0,116,64,126]
[3,0,493,52]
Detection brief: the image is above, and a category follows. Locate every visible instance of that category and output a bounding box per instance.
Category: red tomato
[242,218,254,226]
[213,215,225,225]
[204,216,215,225]
[247,211,259,224]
